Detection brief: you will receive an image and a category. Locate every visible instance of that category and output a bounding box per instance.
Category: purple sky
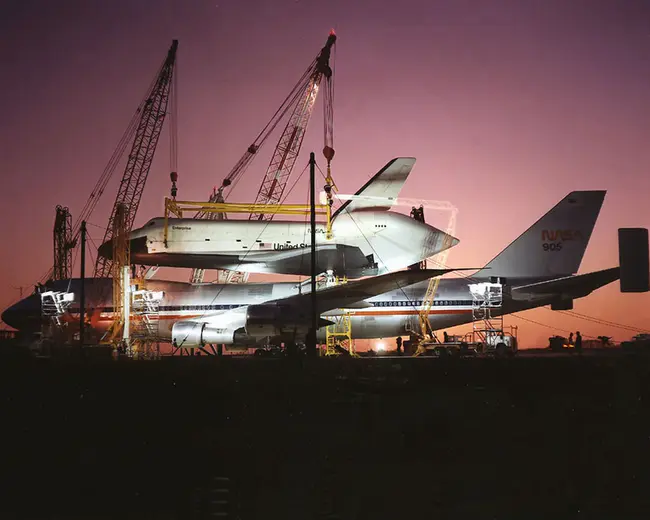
[1,0,649,346]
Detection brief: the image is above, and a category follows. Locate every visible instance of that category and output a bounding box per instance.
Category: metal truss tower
[53,205,74,281]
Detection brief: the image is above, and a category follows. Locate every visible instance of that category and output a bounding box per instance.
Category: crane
[91,40,178,348]
[94,40,178,279]
[36,40,179,289]
[189,30,337,285]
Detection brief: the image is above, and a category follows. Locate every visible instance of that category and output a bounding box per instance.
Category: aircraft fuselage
[106,211,457,279]
[2,272,617,346]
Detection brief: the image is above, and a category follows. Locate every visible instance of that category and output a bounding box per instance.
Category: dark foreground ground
[1,350,649,519]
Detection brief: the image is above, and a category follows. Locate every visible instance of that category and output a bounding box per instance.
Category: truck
[621,334,650,353]
[413,326,518,358]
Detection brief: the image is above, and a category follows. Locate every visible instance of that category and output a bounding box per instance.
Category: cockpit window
[147,219,157,227]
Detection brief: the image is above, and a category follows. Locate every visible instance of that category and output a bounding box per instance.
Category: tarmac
[0,348,649,518]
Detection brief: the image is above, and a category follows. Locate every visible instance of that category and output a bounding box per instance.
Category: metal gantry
[163,198,333,247]
[321,272,357,357]
[39,289,75,347]
[40,291,75,327]
[107,204,130,348]
[130,284,164,359]
[468,280,504,347]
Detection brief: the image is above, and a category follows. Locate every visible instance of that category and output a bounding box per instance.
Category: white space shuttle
[4,190,626,350]
[98,158,459,278]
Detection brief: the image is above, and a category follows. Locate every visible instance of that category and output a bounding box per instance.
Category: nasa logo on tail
[541,229,583,252]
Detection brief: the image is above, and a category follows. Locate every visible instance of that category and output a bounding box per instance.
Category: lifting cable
[174,161,312,345]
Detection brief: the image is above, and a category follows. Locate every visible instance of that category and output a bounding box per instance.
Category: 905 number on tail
[543,242,563,252]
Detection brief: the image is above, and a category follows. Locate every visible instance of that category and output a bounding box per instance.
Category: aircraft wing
[510,267,620,301]
[276,268,457,314]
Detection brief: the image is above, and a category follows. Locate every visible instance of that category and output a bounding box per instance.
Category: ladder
[413,206,458,355]
[130,287,163,358]
[325,312,356,356]
[322,273,357,356]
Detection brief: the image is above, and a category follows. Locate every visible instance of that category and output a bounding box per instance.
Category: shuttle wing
[276,268,456,314]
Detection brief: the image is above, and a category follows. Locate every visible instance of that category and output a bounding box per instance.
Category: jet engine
[171,302,322,348]
[245,303,311,337]
[172,321,236,347]
[551,299,574,311]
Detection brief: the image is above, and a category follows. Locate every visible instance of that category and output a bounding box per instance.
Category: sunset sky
[1,0,649,347]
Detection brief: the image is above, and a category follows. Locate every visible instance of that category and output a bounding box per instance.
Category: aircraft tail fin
[332,157,415,218]
[475,191,606,279]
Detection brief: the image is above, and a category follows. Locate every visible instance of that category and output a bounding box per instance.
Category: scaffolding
[40,290,74,326]
[410,203,458,355]
[468,280,505,348]
[106,204,130,350]
[321,273,357,357]
[130,284,164,359]
[324,312,356,356]
[39,290,75,344]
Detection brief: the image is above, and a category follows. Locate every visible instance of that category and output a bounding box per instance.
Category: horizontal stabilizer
[511,267,619,301]
[333,157,415,218]
[618,228,649,293]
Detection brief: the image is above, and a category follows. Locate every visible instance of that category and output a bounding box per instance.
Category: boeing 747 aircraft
[98,158,459,279]
[3,191,620,350]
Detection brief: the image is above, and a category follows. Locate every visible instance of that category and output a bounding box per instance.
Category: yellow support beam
[166,198,331,215]
[163,197,334,246]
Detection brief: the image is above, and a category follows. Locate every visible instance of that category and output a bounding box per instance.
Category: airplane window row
[83,305,243,313]
[65,301,473,314]
[372,300,472,307]
[159,305,241,311]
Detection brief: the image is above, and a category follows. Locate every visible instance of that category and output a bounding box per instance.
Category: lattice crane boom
[52,205,74,281]
[189,31,337,284]
[94,40,178,279]
[252,31,336,219]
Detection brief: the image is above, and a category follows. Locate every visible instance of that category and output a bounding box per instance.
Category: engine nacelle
[245,303,310,338]
[172,321,237,347]
[551,299,573,311]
